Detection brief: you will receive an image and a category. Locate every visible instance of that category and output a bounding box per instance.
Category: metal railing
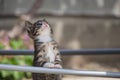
[0,48,120,78]
[0,64,120,78]
[0,48,120,55]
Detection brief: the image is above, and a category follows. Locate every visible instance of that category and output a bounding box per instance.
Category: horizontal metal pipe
[0,48,120,55]
[0,64,120,78]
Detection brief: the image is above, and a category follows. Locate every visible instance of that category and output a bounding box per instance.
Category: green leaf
[10,39,24,50]
[13,71,23,80]
[0,56,32,80]
[1,57,10,64]
[0,43,5,49]
[1,70,11,78]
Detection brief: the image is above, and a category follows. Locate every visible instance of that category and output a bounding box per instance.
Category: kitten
[25,19,62,80]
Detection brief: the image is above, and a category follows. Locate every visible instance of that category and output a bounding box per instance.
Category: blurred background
[0,0,120,80]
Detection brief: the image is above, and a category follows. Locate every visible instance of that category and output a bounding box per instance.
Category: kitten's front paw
[43,62,55,68]
[54,64,62,69]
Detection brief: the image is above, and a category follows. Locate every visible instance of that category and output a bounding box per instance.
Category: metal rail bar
[0,64,120,78]
[0,48,120,55]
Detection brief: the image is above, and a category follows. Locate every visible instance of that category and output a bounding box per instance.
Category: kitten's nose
[43,22,49,28]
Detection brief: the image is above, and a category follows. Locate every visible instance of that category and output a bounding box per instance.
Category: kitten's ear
[25,21,34,39]
[43,18,46,21]
[25,21,33,30]
[43,18,48,23]
[25,21,33,27]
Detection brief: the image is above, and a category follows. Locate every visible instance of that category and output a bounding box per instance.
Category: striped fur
[25,19,62,80]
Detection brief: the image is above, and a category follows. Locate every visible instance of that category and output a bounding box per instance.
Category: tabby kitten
[25,19,62,80]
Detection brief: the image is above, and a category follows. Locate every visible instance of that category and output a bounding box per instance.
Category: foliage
[0,37,33,80]
[0,43,5,49]
[9,39,25,49]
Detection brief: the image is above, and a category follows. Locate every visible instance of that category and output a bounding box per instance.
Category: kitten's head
[25,19,53,39]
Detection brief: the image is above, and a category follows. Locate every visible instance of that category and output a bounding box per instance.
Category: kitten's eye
[36,21,42,26]
[37,23,42,26]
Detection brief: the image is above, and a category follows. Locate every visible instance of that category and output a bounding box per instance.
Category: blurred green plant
[0,56,32,80]
[0,38,33,80]
[0,43,5,49]
[9,39,25,49]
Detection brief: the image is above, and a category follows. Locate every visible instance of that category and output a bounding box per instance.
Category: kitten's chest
[45,44,56,63]
[35,35,53,42]
[34,42,57,63]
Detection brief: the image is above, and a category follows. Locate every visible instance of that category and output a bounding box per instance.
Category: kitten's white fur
[45,46,55,63]
[43,62,55,68]
[43,63,62,68]
[35,26,53,42]
[36,35,52,42]
[36,24,56,66]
